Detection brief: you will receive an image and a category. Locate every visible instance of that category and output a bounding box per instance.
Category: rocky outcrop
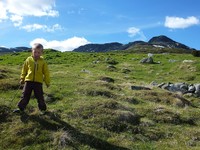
[152,82,200,97]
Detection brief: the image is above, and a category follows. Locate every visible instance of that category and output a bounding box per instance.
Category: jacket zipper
[33,61,37,81]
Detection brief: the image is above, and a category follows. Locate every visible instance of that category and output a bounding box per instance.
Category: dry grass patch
[131,90,192,107]
[67,100,141,133]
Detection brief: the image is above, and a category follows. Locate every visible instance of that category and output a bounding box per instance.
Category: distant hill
[0,35,196,54]
[73,35,195,53]
[73,42,123,52]
[120,41,149,50]
[0,46,30,54]
[148,35,190,49]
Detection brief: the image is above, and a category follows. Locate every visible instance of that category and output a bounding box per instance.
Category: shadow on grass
[0,105,11,123]
[20,111,129,150]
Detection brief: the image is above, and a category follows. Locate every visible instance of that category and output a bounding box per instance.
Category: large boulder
[168,83,188,94]
[140,57,154,64]
[194,84,200,96]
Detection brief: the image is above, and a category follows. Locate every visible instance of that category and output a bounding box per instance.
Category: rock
[100,77,115,83]
[148,53,153,57]
[107,65,117,71]
[182,60,194,63]
[81,69,91,74]
[155,81,200,97]
[168,83,188,94]
[121,68,131,74]
[150,81,158,86]
[168,59,178,63]
[157,83,171,90]
[194,84,200,96]
[131,85,151,90]
[140,57,154,64]
[157,82,167,88]
[188,84,196,93]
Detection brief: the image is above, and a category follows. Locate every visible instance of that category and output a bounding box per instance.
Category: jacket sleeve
[43,61,50,86]
[20,59,28,81]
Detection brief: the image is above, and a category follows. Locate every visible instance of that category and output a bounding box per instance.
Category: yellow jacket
[20,56,50,86]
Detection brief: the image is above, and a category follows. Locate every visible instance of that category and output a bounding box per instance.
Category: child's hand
[19,80,25,85]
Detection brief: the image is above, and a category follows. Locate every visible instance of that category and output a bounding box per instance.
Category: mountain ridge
[73,35,196,53]
[0,35,197,54]
[0,46,30,54]
[148,35,190,49]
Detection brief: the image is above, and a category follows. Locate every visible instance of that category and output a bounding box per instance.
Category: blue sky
[0,0,200,51]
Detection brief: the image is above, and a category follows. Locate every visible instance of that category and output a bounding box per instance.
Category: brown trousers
[18,81,46,111]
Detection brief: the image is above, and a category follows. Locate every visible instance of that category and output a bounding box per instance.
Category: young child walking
[14,43,50,113]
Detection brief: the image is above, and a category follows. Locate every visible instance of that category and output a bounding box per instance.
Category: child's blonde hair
[32,43,43,51]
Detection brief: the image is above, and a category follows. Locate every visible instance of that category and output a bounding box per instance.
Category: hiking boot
[13,108,24,114]
[39,110,46,115]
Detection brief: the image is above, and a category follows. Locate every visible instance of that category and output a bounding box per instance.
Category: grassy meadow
[0,50,200,150]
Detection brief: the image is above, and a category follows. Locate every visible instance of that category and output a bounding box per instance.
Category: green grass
[0,50,200,149]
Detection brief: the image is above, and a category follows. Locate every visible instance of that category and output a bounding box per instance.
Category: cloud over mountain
[164,16,199,29]
[127,27,147,41]
[30,37,91,52]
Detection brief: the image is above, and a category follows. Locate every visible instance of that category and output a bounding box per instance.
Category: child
[14,43,50,113]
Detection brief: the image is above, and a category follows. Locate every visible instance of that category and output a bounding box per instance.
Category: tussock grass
[131,90,192,107]
[0,51,200,149]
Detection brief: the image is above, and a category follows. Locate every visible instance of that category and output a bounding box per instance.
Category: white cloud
[46,24,62,32]
[127,27,140,37]
[22,24,46,32]
[0,0,58,25]
[10,15,23,26]
[21,23,62,32]
[6,0,58,17]
[30,37,91,52]
[0,1,8,22]
[164,16,199,29]
[127,27,147,41]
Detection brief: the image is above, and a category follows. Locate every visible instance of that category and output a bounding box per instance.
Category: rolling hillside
[0,50,200,149]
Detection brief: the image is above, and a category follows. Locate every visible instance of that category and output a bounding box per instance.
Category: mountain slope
[73,35,194,53]
[148,35,191,49]
[73,42,123,52]
[0,47,30,54]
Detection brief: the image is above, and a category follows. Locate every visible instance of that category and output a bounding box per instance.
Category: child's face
[32,48,43,60]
